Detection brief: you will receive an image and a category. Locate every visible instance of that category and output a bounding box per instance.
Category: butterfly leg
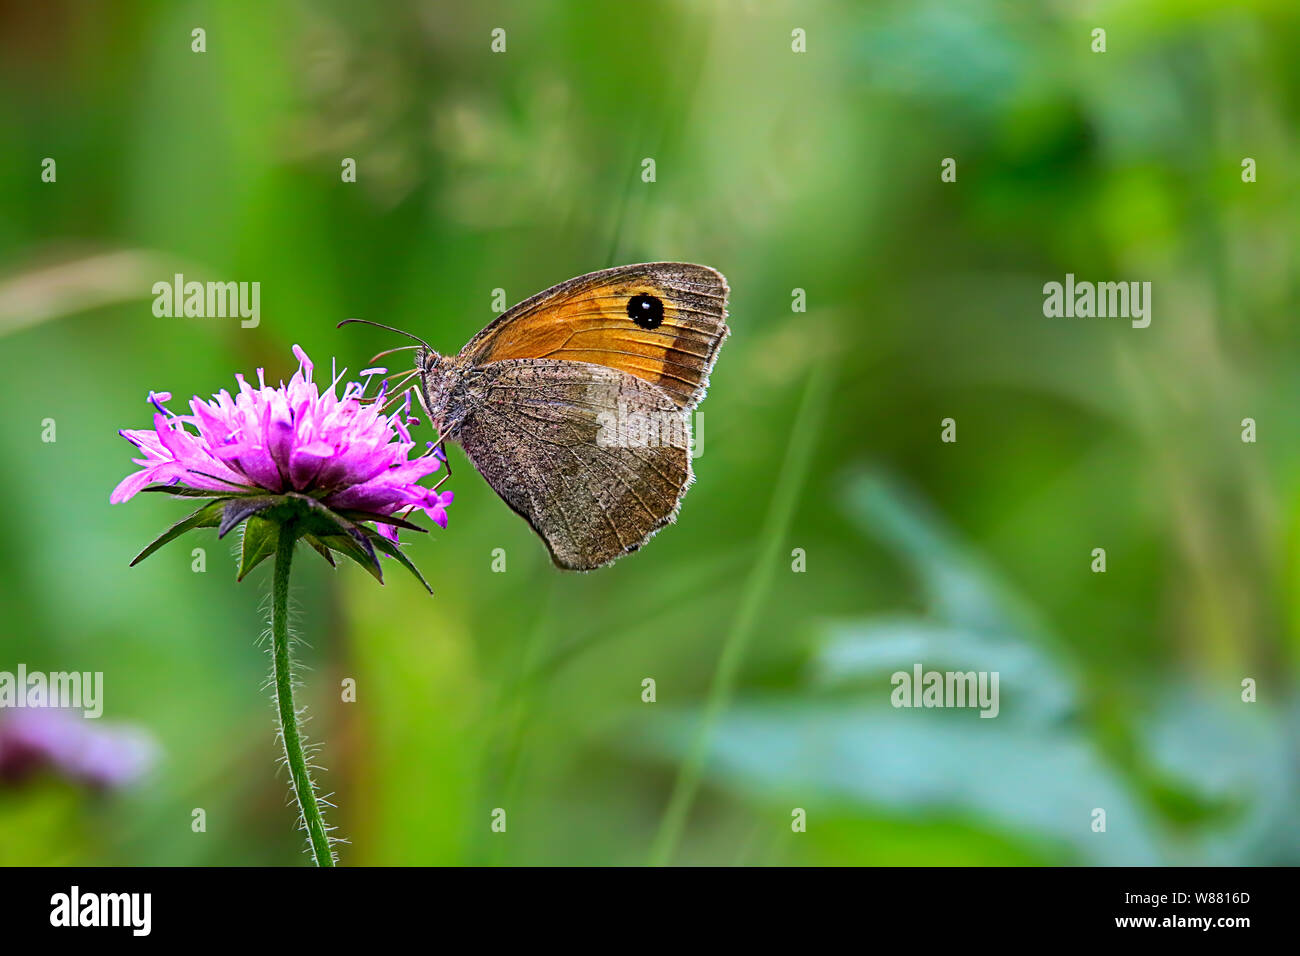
[429,431,453,491]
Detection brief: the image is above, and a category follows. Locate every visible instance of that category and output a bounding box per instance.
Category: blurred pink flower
[0,709,156,791]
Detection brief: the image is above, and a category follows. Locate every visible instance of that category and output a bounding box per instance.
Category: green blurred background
[1,0,1298,865]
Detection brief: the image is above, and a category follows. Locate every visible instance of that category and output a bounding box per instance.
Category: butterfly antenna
[368,344,423,364]
[336,318,435,354]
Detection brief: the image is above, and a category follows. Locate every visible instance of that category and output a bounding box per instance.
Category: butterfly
[342,263,729,570]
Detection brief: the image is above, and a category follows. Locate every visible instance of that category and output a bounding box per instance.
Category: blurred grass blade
[648,360,833,866]
[0,249,183,337]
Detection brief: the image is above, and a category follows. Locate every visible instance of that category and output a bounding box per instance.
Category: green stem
[271,521,334,867]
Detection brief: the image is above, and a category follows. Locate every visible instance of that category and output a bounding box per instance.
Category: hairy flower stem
[271,521,334,866]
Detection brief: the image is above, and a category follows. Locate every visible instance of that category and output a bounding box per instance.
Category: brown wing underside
[454,358,692,570]
[458,262,729,411]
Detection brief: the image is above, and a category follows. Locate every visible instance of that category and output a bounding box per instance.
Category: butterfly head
[416,348,467,438]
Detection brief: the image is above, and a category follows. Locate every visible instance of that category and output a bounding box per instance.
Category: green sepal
[129,487,428,587]
[129,498,229,566]
[236,516,280,581]
[336,509,427,533]
[285,496,383,579]
[315,533,384,584]
[218,496,280,537]
[363,528,432,594]
[140,484,261,499]
[303,534,336,567]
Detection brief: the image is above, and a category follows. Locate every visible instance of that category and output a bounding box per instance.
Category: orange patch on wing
[462,265,729,409]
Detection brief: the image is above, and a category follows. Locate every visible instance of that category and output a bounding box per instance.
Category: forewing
[459,263,728,411]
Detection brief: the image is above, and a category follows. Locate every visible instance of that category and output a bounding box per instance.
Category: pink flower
[112,345,451,530]
[112,346,450,589]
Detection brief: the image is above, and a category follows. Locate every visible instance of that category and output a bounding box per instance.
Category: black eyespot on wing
[627,294,664,330]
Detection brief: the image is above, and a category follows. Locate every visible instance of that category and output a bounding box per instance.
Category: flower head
[111,345,449,590]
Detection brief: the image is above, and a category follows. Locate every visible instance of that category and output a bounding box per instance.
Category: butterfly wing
[459,263,729,411]
[454,358,692,570]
